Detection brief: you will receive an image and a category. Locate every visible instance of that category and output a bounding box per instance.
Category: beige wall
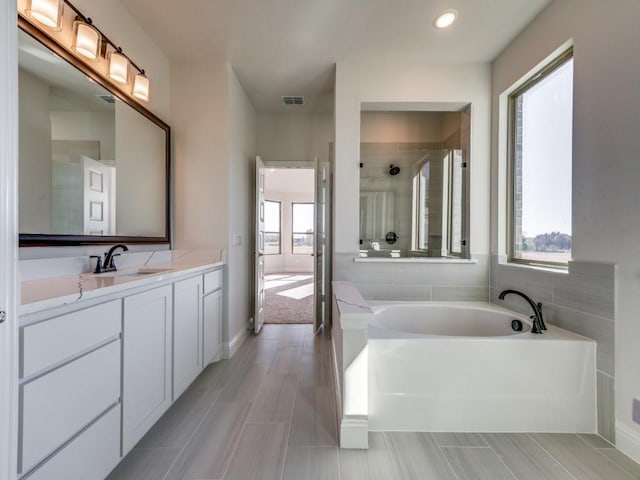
[227,66,257,347]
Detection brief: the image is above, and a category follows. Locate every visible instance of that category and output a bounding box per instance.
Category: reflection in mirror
[18,27,169,243]
[359,110,469,258]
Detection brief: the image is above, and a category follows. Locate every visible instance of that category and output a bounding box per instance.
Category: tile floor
[107,324,640,480]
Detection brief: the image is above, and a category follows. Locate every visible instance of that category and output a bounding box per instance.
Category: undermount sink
[94,267,174,278]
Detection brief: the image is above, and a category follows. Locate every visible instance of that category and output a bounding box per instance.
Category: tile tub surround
[19,249,224,315]
[491,257,616,443]
[333,252,490,302]
[107,324,640,480]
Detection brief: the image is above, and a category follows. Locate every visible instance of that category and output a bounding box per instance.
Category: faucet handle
[90,255,103,274]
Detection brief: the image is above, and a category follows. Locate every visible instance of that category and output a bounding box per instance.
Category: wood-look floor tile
[163,402,250,480]
[106,448,179,480]
[282,447,339,480]
[339,432,398,480]
[247,373,297,423]
[578,433,615,449]
[442,447,517,480]
[385,432,457,480]
[599,449,640,479]
[482,433,575,480]
[532,433,634,480]
[434,432,488,447]
[242,338,280,366]
[288,386,337,446]
[295,349,333,387]
[138,386,221,448]
[269,346,301,375]
[223,423,287,480]
[217,362,269,403]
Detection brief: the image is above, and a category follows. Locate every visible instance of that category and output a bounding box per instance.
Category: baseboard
[615,422,640,464]
[340,416,369,449]
[223,329,249,359]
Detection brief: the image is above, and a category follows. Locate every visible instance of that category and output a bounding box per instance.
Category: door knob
[0,311,6,323]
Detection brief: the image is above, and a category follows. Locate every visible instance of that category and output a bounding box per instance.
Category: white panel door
[82,156,114,236]
[254,156,265,334]
[314,158,331,333]
[173,276,203,400]
[123,285,172,454]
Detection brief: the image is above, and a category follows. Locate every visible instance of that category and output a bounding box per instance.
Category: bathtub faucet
[498,289,547,334]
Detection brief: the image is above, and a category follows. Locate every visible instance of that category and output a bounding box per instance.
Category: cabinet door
[123,285,172,454]
[203,289,222,365]
[173,276,203,400]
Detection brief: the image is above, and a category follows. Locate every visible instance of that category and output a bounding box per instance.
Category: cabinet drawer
[21,299,121,378]
[203,269,223,294]
[20,340,121,474]
[24,406,121,480]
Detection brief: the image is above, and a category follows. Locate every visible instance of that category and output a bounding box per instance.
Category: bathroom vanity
[17,255,224,479]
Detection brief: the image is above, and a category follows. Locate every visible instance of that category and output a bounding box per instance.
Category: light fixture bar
[62,0,149,102]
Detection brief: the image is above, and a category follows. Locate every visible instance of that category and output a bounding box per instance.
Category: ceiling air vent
[99,94,115,104]
[282,96,304,106]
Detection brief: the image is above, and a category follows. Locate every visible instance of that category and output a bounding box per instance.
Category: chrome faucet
[91,244,129,273]
[498,289,546,334]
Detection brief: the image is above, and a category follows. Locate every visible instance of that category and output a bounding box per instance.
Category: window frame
[291,202,314,255]
[263,200,281,255]
[507,47,574,269]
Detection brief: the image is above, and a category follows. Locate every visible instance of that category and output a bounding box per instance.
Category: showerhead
[389,164,400,175]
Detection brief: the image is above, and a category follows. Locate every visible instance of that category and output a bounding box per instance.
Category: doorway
[262,168,315,325]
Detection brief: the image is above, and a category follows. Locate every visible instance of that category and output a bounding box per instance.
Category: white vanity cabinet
[122,284,173,454]
[203,269,223,365]
[18,262,225,479]
[19,300,122,479]
[173,275,203,400]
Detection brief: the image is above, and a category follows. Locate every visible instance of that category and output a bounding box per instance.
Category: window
[264,200,281,254]
[292,203,314,255]
[509,48,573,266]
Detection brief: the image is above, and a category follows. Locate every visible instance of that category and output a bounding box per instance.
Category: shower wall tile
[553,271,615,320]
[432,286,489,302]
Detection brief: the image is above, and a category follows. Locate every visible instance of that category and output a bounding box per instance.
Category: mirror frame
[18,16,171,247]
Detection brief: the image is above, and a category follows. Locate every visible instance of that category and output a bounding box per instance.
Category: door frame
[256,160,325,329]
[0,0,20,478]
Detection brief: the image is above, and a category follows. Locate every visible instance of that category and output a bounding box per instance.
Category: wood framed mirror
[18,16,171,246]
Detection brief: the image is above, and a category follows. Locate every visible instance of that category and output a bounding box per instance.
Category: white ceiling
[120,0,551,113]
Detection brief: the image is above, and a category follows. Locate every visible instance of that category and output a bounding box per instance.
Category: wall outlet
[633,396,640,425]
[232,234,242,247]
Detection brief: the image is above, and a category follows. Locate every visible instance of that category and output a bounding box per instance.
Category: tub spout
[498,289,546,334]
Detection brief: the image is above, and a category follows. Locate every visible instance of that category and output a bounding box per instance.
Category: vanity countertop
[20,250,224,316]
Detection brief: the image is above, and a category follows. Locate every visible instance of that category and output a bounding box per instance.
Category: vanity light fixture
[132,70,150,102]
[21,0,151,103]
[433,9,458,29]
[108,47,130,84]
[25,0,64,30]
[71,18,101,60]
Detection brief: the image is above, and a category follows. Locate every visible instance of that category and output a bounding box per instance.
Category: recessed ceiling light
[434,9,458,29]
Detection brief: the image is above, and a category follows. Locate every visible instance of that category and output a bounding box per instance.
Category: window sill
[501,260,569,275]
[353,257,478,264]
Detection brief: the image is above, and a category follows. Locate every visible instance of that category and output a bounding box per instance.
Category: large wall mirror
[18,18,170,246]
[359,107,470,259]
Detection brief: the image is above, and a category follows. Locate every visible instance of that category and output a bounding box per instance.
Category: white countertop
[20,249,224,316]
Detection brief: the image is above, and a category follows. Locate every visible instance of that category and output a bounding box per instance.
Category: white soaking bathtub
[367,302,596,433]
